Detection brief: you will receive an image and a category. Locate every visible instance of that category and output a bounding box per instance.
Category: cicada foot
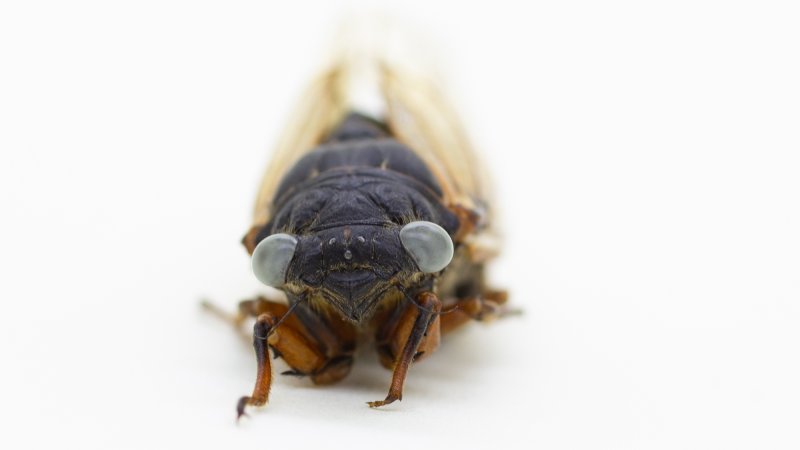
[367,393,401,408]
[236,395,260,421]
[369,291,441,408]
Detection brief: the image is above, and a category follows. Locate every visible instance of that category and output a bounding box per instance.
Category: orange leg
[237,313,277,419]
[440,289,510,334]
[369,291,442,408]
[233,297,356,419]
[201,295,287,341]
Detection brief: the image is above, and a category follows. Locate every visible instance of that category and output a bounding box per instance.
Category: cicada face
[281,224,417,322]
[248,117,460,322]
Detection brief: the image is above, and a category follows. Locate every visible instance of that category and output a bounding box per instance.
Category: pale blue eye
[251,233,298,287]
[399,221,454,273]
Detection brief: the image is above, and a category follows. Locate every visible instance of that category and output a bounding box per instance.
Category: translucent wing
[379,61,500,261]
[251,65,350,227]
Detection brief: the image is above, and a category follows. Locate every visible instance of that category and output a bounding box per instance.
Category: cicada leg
[369,291,442,408]
[212,297,356,419]
[439,289,513,334]
[201,295,287,342]
[237,313,276,419]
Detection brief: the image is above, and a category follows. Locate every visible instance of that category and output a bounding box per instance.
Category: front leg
[206,296,358,419]
[236,300,357,419]
[237,313,276,418]
[369,291,442,408]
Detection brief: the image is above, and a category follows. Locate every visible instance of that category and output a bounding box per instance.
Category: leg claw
[367,394,400,408]
[236,396,251,422]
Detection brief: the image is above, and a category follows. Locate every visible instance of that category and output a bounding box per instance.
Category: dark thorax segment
[258,113,460,239]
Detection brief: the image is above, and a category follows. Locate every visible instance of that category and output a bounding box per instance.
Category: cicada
[223,53,509,418]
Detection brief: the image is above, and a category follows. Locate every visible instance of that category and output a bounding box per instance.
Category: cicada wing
[251,64,351,227]
[379,62,501,261]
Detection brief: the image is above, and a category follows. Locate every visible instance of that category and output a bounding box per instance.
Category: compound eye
[399,221,454,273]
[251,233,298,287]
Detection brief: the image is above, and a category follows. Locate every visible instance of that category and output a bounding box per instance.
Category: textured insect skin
[249,114,460,323]
[224,57,510,418]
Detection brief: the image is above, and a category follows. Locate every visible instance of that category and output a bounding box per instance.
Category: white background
[1,1,799,449]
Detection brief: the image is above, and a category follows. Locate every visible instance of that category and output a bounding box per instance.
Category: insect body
[232,57,508,418]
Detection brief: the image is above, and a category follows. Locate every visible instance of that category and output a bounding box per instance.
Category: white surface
[2,1,799,449]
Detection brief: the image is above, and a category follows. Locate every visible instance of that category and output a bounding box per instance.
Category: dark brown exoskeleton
[213,55,509,418]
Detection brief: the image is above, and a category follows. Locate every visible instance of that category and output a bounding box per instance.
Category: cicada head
[251,220,454,323]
